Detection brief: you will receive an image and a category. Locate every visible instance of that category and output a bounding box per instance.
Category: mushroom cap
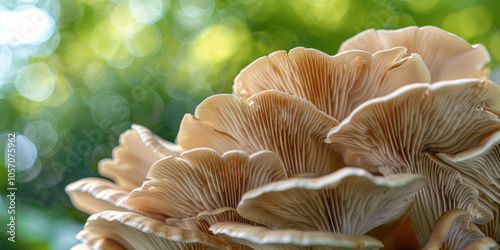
[339,26,490,82]
[99,124,183,190]
[233,47,430,121]
[236,167,425,235]
[210,222,384,250]
[65,177,131,215]
[422,209,498,250]
[478,195,500,243]
[383,153,493,247]
[438,130,500,205]
[165,207,256,235]
[77,211,228,250]
[126,148,287,218]
[327,79,500,173]
[65,177,165,220]
[177,90,345,177]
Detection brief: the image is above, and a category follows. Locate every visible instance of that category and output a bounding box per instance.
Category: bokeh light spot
[15,62,55,102]
[0,6,55,46]
[191,17,251,64]
[442,6,492,40]
[0,45,12,77]
[125,23,162,57]
[89,91,130,130]
[181,0,214,18]
[129,0,165,24]
[24,120,59,156]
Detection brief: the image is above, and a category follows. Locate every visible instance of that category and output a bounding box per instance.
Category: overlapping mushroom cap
[210,222,384,250]
[126,148,287,219]
[236,167,425,234]
[327,79,500,172]
[233,47,430,121]
[339,26,490,82]
[99,124,183,190]
[76,211,229,250]
[177,90,345,177]
[66,124,183,216]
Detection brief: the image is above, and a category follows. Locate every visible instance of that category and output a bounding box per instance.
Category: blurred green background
[1,0,500,249]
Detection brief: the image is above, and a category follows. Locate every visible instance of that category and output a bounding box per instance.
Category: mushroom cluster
[67,26,500,249]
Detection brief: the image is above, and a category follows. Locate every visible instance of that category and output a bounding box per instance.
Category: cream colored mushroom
[234,47,430,121]
[339,26,490,82]
[236,167,425,235]
[210,222,384,250]
[99,124,183,191]
[65,178,131,215]
[64,178,165,221]
[422,209,498,250]
[76,211,228,249]
[165,207,256,235]
[438,130,500,205]
[478,195,500,243]
[327,79,500,173]
[126,148,287,219]
[177,90,345,177]
[384,153,493,247]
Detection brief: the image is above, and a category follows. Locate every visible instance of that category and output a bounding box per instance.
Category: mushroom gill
[210,222,384,250]
[99,124,183,191]
[236,167,425,235]
[177,90,345,177]
[327,79,500,173]
[233,47,430,121]
[126,148,287,219]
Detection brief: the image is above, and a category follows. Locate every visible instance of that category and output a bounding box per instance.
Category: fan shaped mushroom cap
[126,148,287,218]
[339,26,490,82]
[65,178,131,215]
[438,130,500,205]
[177,90,345,177]
[99,124,183,190]
[233,47,430,121]
[422,209,498,250]
[382,153,493,247]
[210,222,384,250]
[65,178,165,220]
[327,79,500,173]
[77,211,228,249]
[236,167,425,235]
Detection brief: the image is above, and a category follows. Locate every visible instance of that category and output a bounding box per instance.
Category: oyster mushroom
[210,222,384,250]
[422,209,498,250]
[165,207,255,235]
[76,211,228,249]
[339,26,490,82]
[234,47,430,121]
[236,167,425,234]
[386,153,493,247]
[65,178,132,215]
[99,124,183,191]
[327,79,500,173]
[438,130,500,205]
[126,148,287,219]
[177,90,345,177]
